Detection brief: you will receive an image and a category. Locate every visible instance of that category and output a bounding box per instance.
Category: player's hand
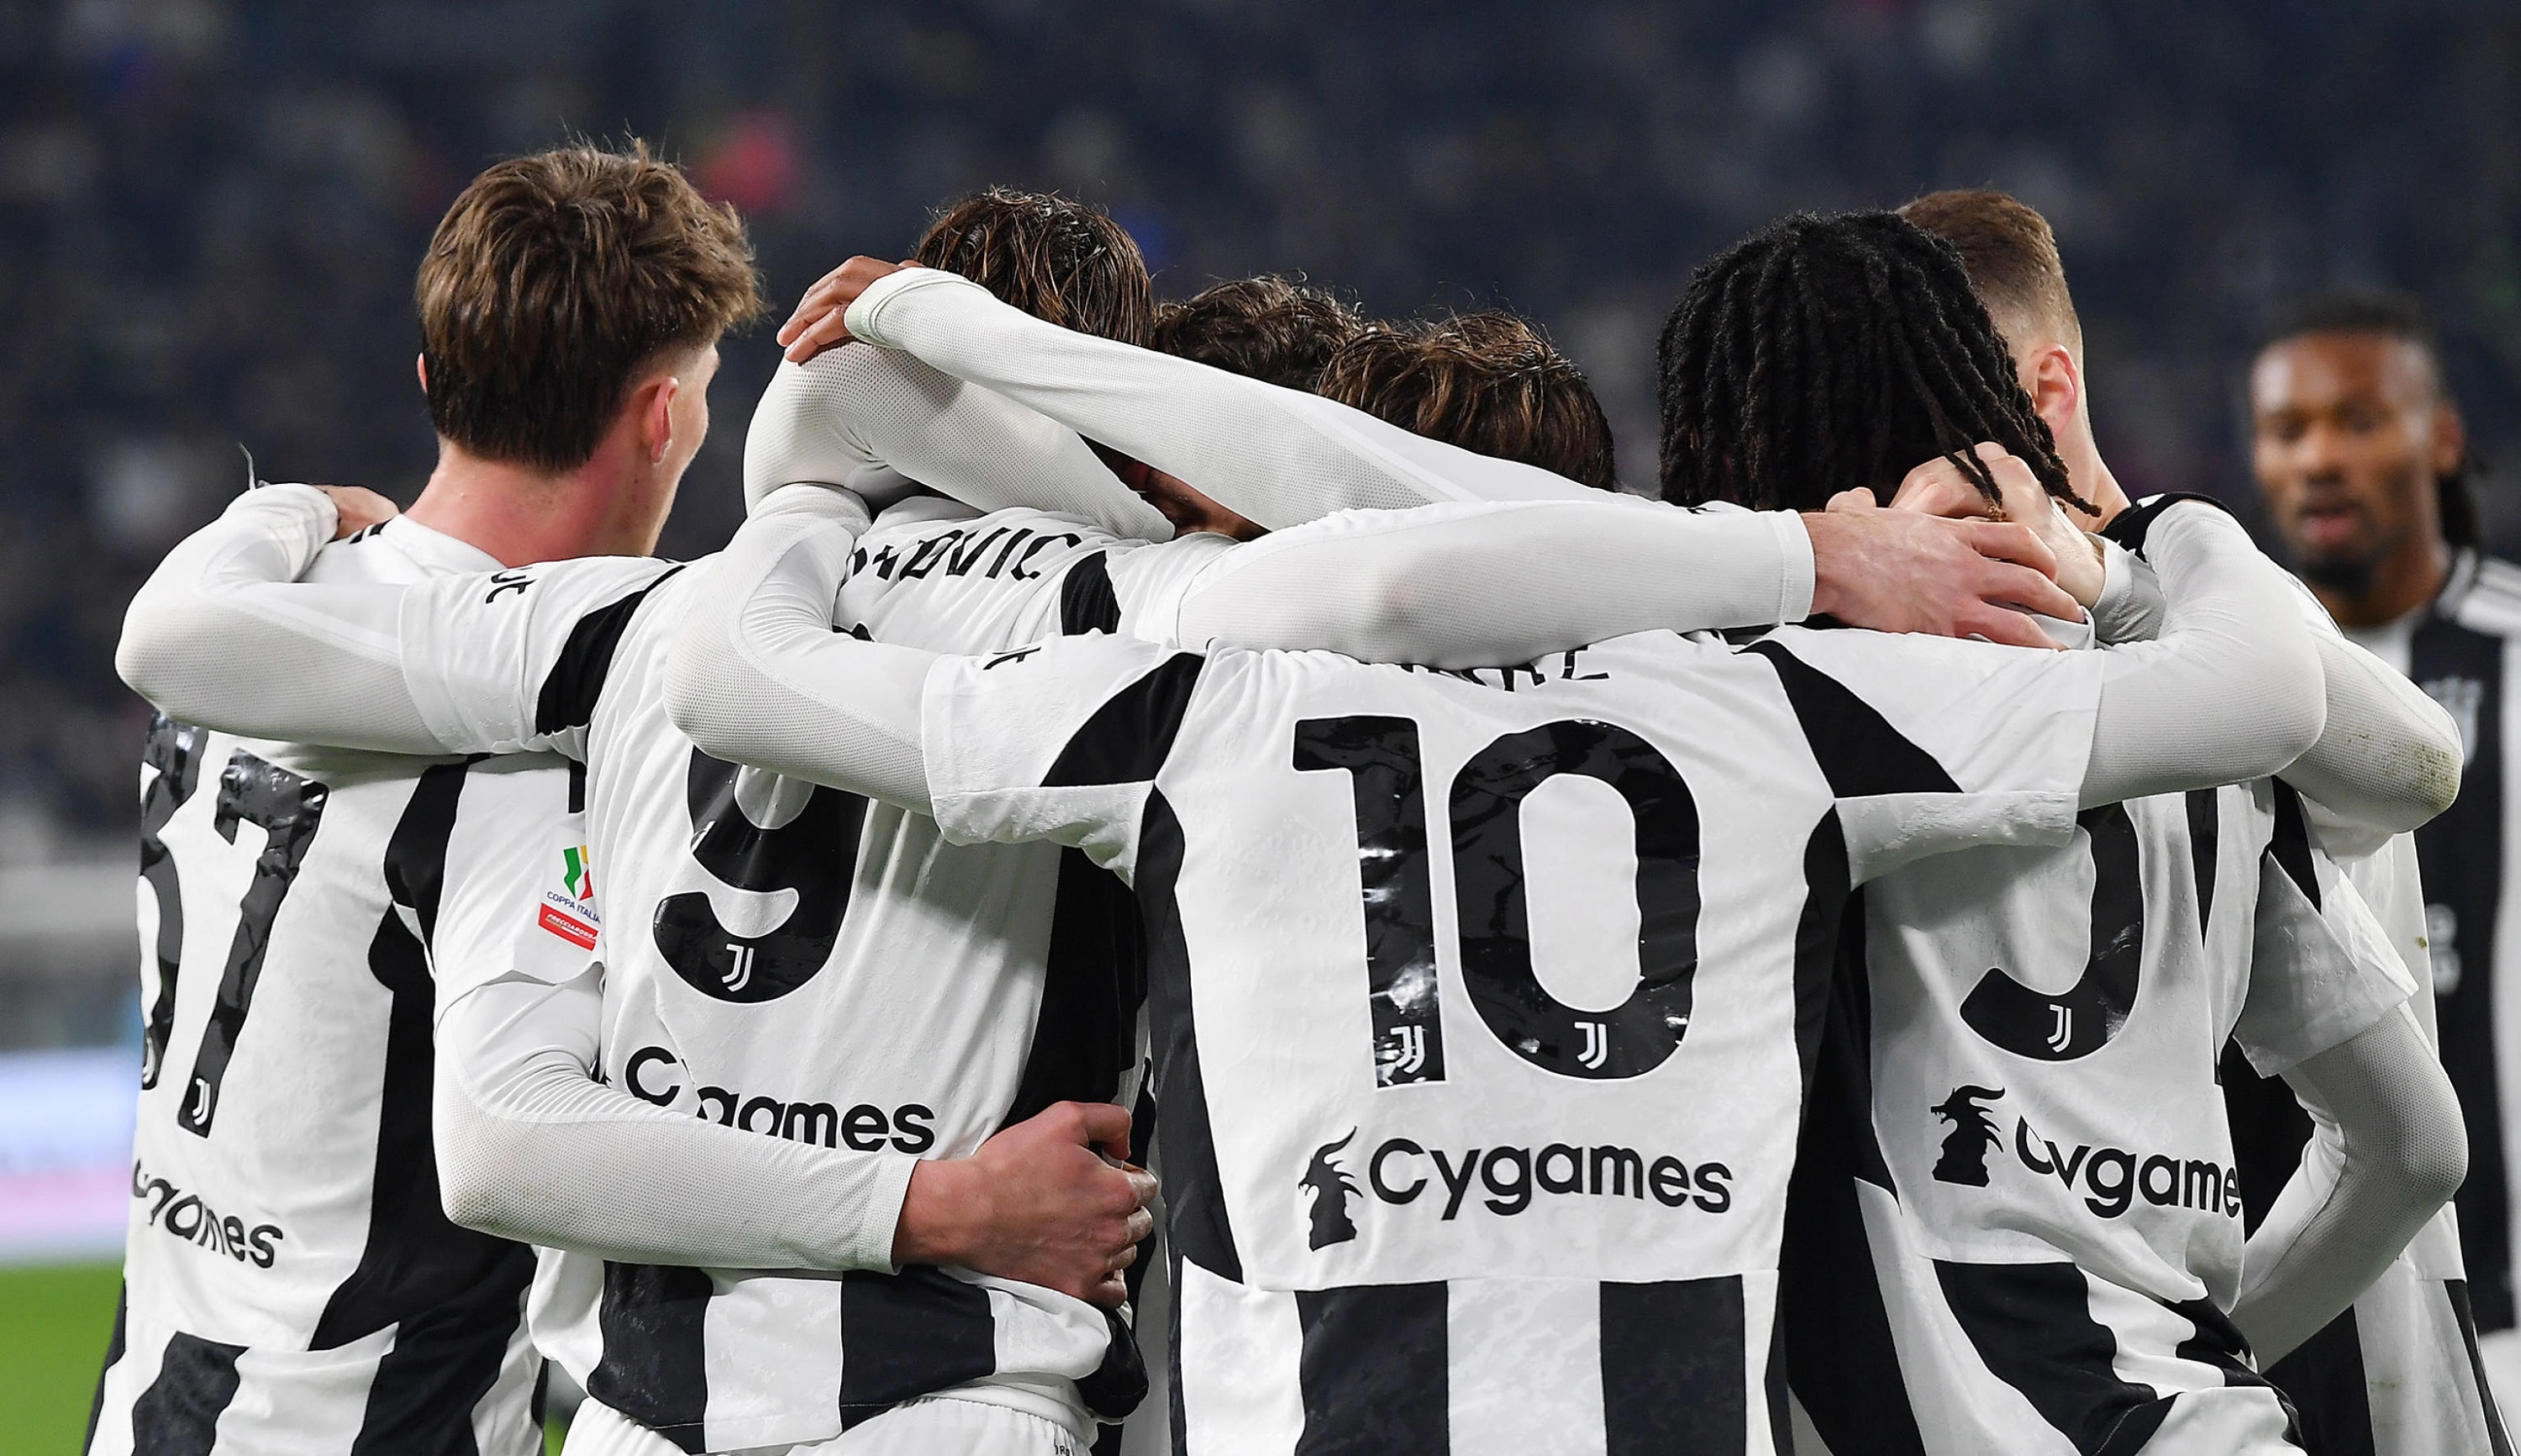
[893,1101,1155,1308]
[1804,491,2079,649]
[778,257,920,364]
[1890,444,2108,608]
[315,486,398,539]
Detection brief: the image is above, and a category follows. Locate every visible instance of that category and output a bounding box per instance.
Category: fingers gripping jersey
[1786,780,2417,1456]
[919,627,2103,1454]
[391,544,1149,1452]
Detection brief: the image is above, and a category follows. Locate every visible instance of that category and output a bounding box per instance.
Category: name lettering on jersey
[131,1159,283,1268]
[621,1045,938,1153]
[1392,649,1613,693]
[483,569,534,603]
[539,844,601,949]
[853,526,1084,586]
[1300,1130,1733,1248]
[1927,1085,2240,1220]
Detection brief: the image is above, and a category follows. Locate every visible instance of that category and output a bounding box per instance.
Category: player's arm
[2289,628,2463,847]
[421,756,1151,1301]
[118,483,692,758]
[116,483,443,753]
[2076,497,2328,805]
[2235,1007,2463,1362]
[1166,496,2084,662]
[795,261,1603,526]
[2085,506,2462,844]
[744,334,1172,540]
[665,485,938,810]
[437,980,1150,1300]
[2224,813,2460,1361]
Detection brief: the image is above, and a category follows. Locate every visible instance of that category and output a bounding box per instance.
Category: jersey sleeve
[2232,786,2422,1077]
[1745,626,2107,884]
[743,334,1172,541]
[418,754,598,1015]
[397,555,684,759]
[919,633,1207,881]
[1159,499,1813,663]
[845,266,1604,528]
[118,483,442,752]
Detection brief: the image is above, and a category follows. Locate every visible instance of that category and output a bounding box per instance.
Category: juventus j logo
[1576,1020,1610,1070]
[1383,1025,1429,1080]
[187,1076,214,1126]
[2045,1005,2073,1054]
[723,944,755,994]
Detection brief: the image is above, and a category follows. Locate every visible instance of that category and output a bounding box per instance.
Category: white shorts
[563,1395,1083,1456]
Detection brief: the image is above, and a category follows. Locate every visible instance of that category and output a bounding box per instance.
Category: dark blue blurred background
[7,0,2521,847]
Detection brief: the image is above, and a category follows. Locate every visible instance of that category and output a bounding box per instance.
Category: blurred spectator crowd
[3,0,2518,852]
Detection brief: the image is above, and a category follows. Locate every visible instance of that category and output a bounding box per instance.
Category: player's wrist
[893,1156,985,1267]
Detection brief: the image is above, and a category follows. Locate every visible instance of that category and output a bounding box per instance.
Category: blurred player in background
[1903,192,2502,1455]
[2250,288,2521,1423]
[1651,206,2463,1454]
[91,143,761,1456]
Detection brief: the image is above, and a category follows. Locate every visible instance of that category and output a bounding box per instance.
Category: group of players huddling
[87,140,2510,1456]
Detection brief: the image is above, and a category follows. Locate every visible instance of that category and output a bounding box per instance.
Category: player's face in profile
[2250,333,2449,584]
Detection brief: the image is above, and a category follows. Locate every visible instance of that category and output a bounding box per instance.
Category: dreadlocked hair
[1655,209,2087,515]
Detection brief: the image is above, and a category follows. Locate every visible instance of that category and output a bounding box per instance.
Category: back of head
[912,187,1153,347]
[1655,209,2078,512]
[2256,286,2476,549]
[418,141,762,474]
[1153,276,1366,391]
[1897,189,2082,358]
[1321,311,1618,490]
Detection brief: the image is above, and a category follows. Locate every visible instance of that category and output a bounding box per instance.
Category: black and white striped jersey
[1783,775,2418,1456]
[90,518,548,1456]
[2338,553,2521,1404]
[376,509,1228,1453]
[916,623,2109,1454]
[2224,822,2514,1448]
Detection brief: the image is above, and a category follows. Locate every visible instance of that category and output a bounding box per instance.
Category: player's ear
[639,374,682,465]
[2029,345,2081,433]
[2432,399,2467,478]
[415,354,428,394]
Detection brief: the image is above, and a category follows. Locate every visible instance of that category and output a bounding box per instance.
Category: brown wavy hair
[911,187,1152,347]
[1321,311,1618,489]
[417,140,762,473]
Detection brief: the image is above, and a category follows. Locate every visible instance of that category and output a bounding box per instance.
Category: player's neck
[405,439,658,567]
[2056,426,2130,526]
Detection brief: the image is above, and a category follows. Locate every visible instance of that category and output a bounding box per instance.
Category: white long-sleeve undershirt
[671,491,2323,821]
[2092,552,2460,841]
[433,969,913,1273]
[839,266,1630,525]
[743,334,1172,542]
[2233,1002,2466,1364]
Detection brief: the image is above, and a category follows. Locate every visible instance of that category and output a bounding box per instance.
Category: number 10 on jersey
[1292,713,1703,1087]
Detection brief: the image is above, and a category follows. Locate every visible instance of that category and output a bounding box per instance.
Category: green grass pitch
[0,1262,571,1454]
[0,1262,119,1455]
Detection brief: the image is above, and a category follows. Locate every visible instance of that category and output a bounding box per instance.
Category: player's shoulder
[2449,552,2521,635]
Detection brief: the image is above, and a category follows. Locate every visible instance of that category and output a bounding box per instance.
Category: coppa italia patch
[540,844,600,949]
